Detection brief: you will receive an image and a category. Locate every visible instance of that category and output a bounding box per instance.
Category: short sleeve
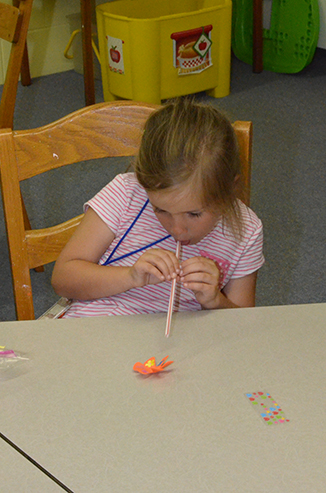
[84,174,129,235]
[232,218,264,278]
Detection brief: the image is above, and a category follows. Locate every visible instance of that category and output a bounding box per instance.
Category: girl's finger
[181,256,204,268]
[181,272,216,286]
[145,250,180,279]
[181,260,218,277]
[182,280,213,293]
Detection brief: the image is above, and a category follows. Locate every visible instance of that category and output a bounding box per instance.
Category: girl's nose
[170,218,187,238]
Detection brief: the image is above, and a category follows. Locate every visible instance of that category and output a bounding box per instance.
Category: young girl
[52,98,264,317]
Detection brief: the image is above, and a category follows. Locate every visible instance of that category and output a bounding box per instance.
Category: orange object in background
[133,356,173,375]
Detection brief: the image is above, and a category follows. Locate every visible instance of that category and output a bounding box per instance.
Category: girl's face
[147,183,219,245]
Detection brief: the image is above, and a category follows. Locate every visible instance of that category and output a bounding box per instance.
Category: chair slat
[0,4,19,42]
[15,102,157,180]
[26,215,84,269]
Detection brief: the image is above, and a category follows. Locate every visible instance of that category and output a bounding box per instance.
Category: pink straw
[165,241,181,338]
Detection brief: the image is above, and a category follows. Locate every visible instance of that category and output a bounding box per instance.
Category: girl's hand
[180,256,222,309]
[130,248,180,287]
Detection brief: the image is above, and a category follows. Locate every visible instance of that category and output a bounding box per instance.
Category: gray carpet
[1,50,326,320]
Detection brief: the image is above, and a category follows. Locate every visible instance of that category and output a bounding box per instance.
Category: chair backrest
[233,119,252,206]
[0,101,252,320]
[0,0,33,128]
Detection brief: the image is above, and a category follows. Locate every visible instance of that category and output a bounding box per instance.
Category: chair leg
[20,42,32,86]
[12,0,32,86]
[253,0,263,73]
[21,192,44,273]
[80,0,96,106]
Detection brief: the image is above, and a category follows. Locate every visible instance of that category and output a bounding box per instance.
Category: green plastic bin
[232,0,320,73]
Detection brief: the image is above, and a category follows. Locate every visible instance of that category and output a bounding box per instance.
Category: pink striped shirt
[64,173,264,318]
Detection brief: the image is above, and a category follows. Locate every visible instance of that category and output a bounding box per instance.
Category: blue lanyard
[102,199,171,266]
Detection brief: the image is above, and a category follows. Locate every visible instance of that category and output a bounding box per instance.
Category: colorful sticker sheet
[245,391,290,425]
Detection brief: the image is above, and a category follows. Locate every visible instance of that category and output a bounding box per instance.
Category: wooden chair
[0,0,35,252]
[234,119,252,206]
[0,100,252,320]
[0,0,33,129]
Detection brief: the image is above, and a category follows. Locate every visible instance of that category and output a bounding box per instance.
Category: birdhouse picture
[171,25,213,75]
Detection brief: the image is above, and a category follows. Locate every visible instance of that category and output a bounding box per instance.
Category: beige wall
[318,0,326,49]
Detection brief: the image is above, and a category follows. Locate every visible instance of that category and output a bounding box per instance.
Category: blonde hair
[135,98,244,234]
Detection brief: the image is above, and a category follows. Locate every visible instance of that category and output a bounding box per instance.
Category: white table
[1,304,326,492]
[0,438,62,492]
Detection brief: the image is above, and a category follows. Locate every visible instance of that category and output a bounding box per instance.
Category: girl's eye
[188,212,203,218]
[154,207,165,214]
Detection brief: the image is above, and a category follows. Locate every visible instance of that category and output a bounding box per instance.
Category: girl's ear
[233,174,241,191]
[233,173,245,201]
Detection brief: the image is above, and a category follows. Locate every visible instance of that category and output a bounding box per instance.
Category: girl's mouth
[180,240,190,246]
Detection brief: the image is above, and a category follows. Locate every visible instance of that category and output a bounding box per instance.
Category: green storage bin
[232,0,320,73]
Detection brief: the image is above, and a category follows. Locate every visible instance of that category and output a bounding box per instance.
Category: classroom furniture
[253,0,263,73]
[0,100,252,321]
[18,0,97,107]
[96,0,232,103]
[1,0,95,112]
[0,438,60,492]
[1,303,325,492]
[0,101,154,320]
[80,0,96,105]
[0,0,36,256]
[0,0,33,129]
[233,0,319,73]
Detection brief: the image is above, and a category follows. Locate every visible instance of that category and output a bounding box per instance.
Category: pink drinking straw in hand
[165,241,181,337]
